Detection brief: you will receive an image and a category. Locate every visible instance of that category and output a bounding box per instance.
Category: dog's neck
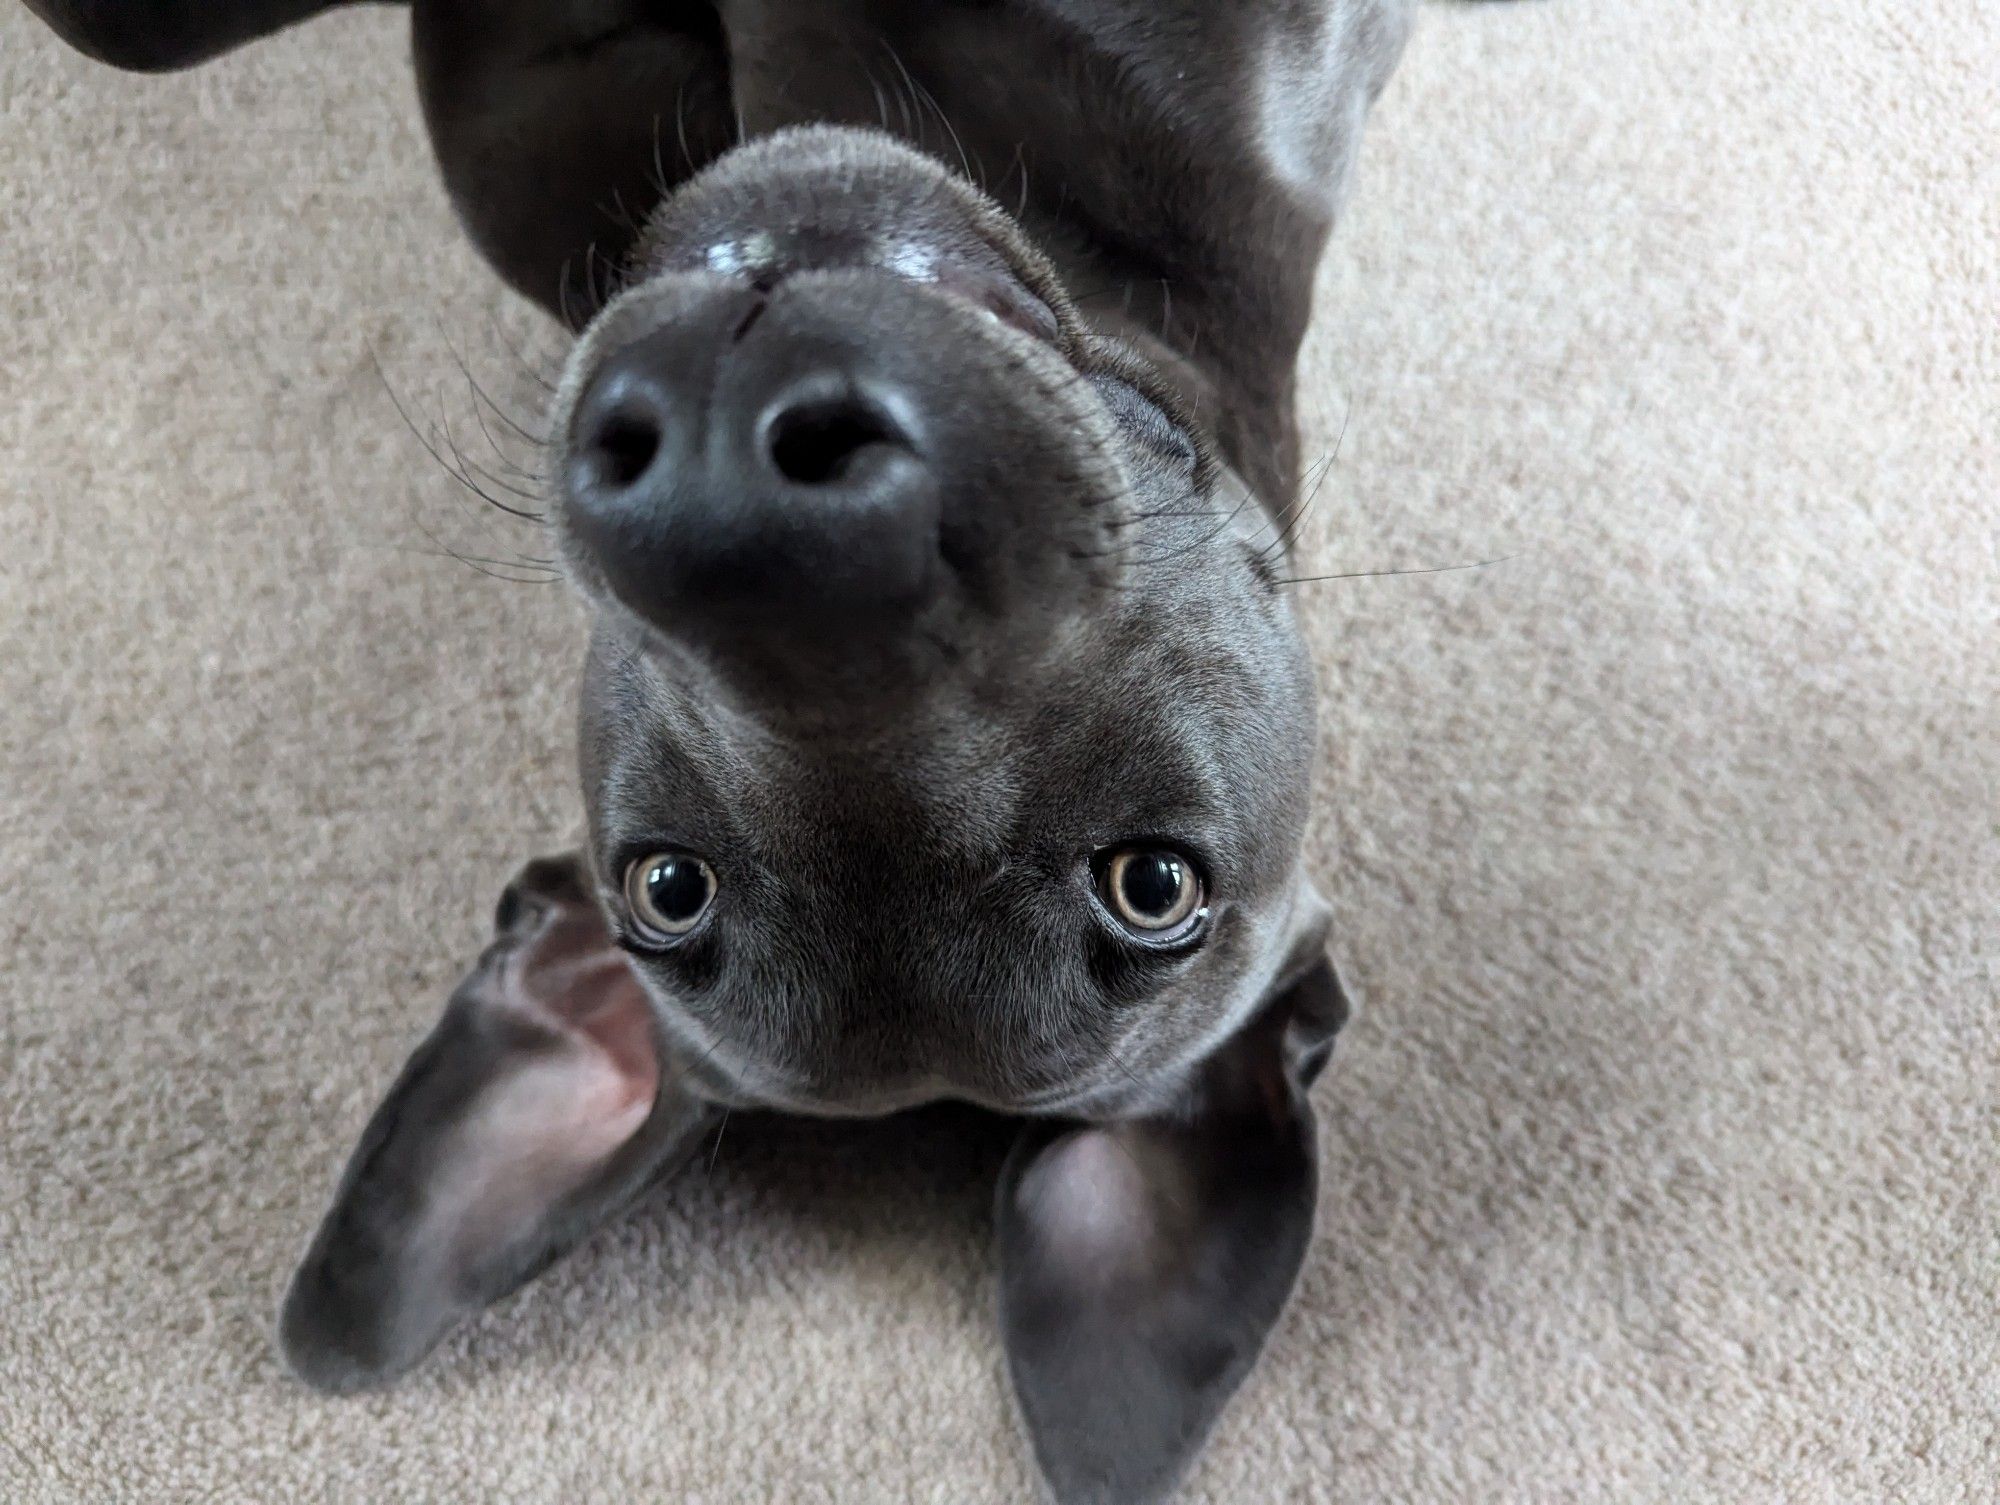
[723,0,1363,511]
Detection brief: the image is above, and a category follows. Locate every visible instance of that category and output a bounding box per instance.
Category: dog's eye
[1092,374,1197,471]
[1096,846,1206,939]
[623,852,717,944]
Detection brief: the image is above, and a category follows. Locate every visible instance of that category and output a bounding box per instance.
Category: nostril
[588,408,664,489]
[766,397,903,486]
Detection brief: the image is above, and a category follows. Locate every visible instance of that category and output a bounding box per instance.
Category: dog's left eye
[623,852,717,945]
[1095,845,1207,941]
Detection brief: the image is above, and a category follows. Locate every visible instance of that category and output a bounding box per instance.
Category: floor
[2,2,1994,1499]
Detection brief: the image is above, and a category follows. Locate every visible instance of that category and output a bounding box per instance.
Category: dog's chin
[736,1072,1149,1122]
[696,1024,1187,1121]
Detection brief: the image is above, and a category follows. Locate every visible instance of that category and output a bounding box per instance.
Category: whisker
[363,535,555,573]
[460,402,547,489]
[401,544,559,577]
[558,254,582,330]
[452,392,548,490]
[1263,397,1355,563]
[884,47,917,137]
[1096,1037,1150,1093]
[408,534,557,570]
[408,518,560,585]
[648,110,670,198]
[585,243,617,316]
[437,408,545,504]
[438,331,551,452]
[408,514,553,572]
[1093,479,1257,571]
[675,80,696,175]
[862,57,893,132]
[706,1109,732,1176]
[1101,507,1225,530]
[371,348,544,523]
[1007,140,1031,219]
[483,310,559,395]
[1253,452,1332,557]
[884,40,978,188]
[1262,456,1334,563]
[1270,554,1518,587]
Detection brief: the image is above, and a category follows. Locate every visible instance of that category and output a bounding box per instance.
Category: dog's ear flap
[22,0,368,73]
[995,893,1349,1505]
[278,853,718,1393]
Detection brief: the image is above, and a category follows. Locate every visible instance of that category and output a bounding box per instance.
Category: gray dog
[28,1,1412,1498]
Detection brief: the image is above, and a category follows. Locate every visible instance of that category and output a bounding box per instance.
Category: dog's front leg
[414,0,738,324]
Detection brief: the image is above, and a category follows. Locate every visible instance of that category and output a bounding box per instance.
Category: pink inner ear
[425,907,663,1278]
[1016,1129,1172,1288]
[512,904,662,1106]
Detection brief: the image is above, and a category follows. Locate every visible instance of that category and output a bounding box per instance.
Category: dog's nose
[561,296,941,631]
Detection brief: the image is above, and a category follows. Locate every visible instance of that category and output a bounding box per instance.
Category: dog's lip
[747,1079,1130,1119]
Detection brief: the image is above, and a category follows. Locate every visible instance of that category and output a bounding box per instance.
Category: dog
[27,2,1412,1498]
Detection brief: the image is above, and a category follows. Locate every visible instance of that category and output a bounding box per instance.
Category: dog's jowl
[31,2,1411,1499]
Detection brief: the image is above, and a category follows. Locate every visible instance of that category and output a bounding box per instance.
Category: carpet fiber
[2,2,1994,1499]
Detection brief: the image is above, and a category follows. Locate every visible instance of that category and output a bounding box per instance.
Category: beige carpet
[3,2,1995,1499]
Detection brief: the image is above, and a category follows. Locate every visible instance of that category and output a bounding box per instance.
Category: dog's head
[549,127,1329,1117]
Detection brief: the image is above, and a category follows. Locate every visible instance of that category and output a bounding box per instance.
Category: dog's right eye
[623,852,717,946]
[1092,373,1197,472]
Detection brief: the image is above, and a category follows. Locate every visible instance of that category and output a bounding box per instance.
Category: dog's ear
[21,0,369,73]
[278,852,718,1393]
[995,897,1349,1505]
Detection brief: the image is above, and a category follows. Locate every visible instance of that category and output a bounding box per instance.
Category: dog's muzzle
[549,128,1093,655]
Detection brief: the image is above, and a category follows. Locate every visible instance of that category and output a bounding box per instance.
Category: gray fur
[29,2,1412,1498]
